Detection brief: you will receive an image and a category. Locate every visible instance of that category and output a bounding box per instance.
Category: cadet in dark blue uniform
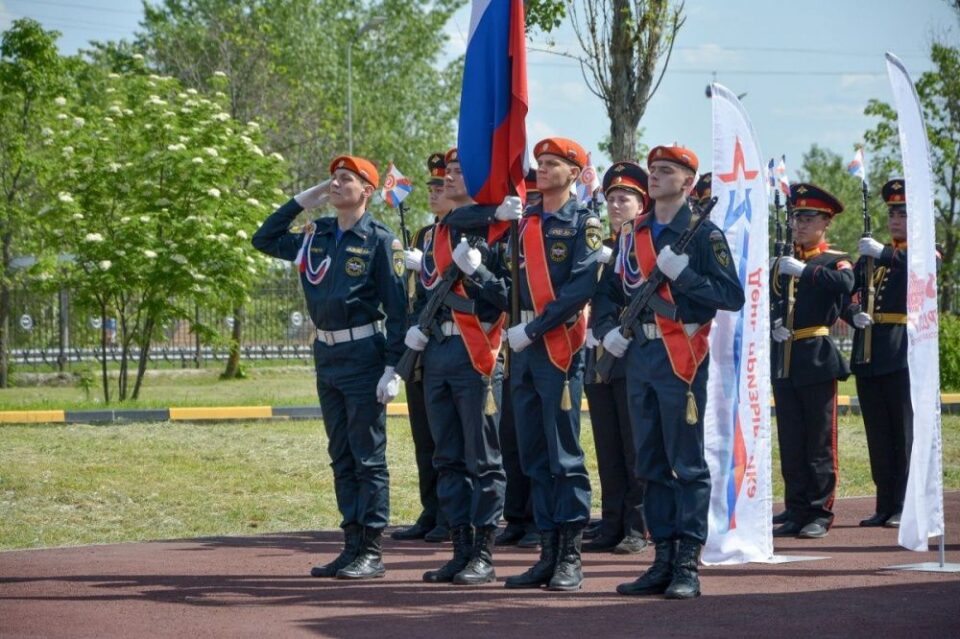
[391,153,450,543]
[406,147,510,585]
[770,183,854,540]
[583,161,650,555]
[596,145,744,599]
[844,179,936,528]
[251,155,406,580]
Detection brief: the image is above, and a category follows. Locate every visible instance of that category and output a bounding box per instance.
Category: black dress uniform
[842,178,931,527]
[251,155,406,579]
[770,183,854,539]
[583,161,650,553]
[596,144,743,600]
[392,154,447,543]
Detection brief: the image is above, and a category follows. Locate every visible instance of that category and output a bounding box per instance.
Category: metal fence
[10,264,318,369]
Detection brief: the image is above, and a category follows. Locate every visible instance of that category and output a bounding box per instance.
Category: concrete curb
[2,394,960,424]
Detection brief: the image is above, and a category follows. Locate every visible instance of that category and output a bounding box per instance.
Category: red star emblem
[717,137,759,183]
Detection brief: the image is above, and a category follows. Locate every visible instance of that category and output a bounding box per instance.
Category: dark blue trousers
[423,335,506,528]
[314,334,390,529]
[510,342,591,530]
[404,378,442,526]
[626,338,710,544]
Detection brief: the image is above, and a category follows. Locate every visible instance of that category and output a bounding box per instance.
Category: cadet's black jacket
[592,203,745,344]
[771,243,855,387]
[252,199,407,366]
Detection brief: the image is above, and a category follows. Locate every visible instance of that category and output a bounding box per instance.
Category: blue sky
[3,0,956,177]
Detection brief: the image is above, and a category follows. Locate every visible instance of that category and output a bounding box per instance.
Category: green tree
[795,144,889,256]
[0,19,69,388]
[864,42,960,310]
[45,64,287,402]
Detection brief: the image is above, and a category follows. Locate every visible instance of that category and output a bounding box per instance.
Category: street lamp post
[347,17,385,155]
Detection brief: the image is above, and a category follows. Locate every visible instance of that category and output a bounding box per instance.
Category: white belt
[640,322,701,340]
[519,310,581,326]
[440,320,493,337]
[316,323,377,346]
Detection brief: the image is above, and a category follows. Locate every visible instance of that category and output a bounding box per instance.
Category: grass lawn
[2,414,958,550]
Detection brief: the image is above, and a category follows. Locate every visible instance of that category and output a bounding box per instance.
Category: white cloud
[839,74,883,90]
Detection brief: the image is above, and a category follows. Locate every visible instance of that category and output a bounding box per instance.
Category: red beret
[647,144,699,173]
[329,155,379,188]
[533,137,587,169]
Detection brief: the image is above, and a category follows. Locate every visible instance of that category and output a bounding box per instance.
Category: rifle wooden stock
[595,196,718,384]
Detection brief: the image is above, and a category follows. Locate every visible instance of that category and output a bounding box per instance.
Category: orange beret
[444,147,460,165]
[329,155,379,188]
[647,144,699,173]
[533,137,587,169]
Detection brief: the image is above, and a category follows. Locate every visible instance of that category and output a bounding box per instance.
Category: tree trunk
[0,231,12,388]
[100,304,110,404]
[118,314,130,401]
[221,304,245,379]
[132,316,155,400]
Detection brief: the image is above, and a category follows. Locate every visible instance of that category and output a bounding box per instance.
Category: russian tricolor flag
[457,0,529,207]
[847,147,867,182]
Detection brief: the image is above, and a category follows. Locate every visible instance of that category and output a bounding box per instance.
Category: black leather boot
[664,539,701,599]
[616,539,676,596]
[504,530,558,589]
[391,515,435,540]
[495,522,526,546]
[310,523,362,578]
[423,525,474,583]
[548,523,584,591]
[454,525,497,585]
[336,527,386,579]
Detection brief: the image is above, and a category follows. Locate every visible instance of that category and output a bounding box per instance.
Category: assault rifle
[594,196,718,384]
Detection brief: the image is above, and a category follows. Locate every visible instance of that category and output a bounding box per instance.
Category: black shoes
[311,523,362,578]
[547,524,584,591]
[772,520,803,537]
[454,526,497,585]
[664,540,701,599]
[504,530,558,588]
[582,535,620,553]
[798,522,828,539]
[517,526,541,549]
[859,512,891,527]
[495,522,527,546]
[772,510,791,525]
[424,522,451,543]
[391,518,435,541]
[336,527,386,579]
[617,539,676,596]
[613,535,648,555]
[884,512,902,528]
[423,525,474,583]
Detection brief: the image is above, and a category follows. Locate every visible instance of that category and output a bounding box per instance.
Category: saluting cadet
[844,179,935,528]
[391,153,450,543]
[405,147,510,585]
[583,161,650,555]
[770,183,854,540]
[595,145,744,599]
[497,168,541,549]
[252,155,407,579]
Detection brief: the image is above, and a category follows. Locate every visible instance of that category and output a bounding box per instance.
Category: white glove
[585,328,600,348]
[599,245,613,264]
[376,366,401,404]
[853,312,874,329]
[495,195,523,221]
[507,323,533,352]
[602,328,632,358]
[656,245,690,281]
[404,325,429,351]
[859,237,884,259]
[294,179,332,210]
[404,248,423,272]
[772,326,792,343]
[778,256,806,278]
[452,238,481,275]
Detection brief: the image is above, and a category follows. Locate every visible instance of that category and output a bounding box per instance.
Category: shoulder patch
[711,231,730,267]
[391,238,404,276]
[709,229,724,242]
[837,260,853,271]
[391,238,403,251]
[585,216,602,229]
[585,226,603,251]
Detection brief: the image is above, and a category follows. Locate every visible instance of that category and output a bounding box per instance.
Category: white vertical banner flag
[885,52,945,552]
[703,83,774,564]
